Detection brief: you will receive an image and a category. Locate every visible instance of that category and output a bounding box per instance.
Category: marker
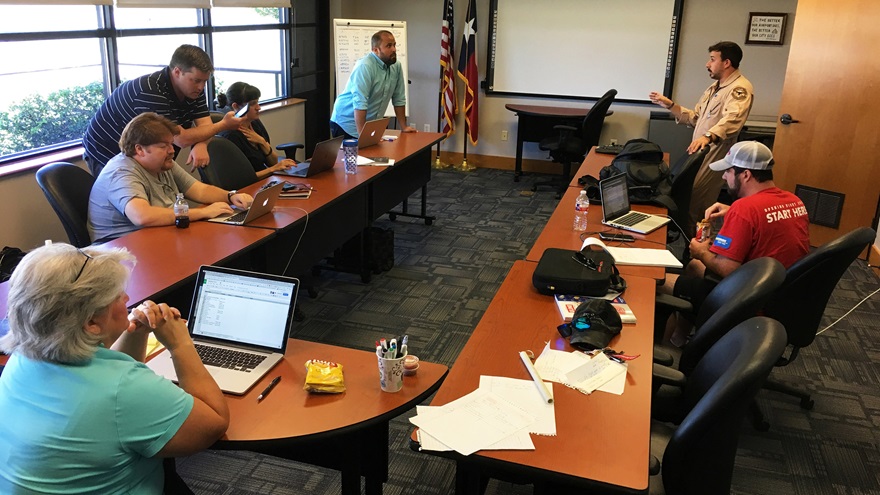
[257,376,281,402]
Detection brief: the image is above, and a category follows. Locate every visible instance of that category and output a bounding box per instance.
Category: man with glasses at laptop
[88,112,253,243]
[661,141,809,345]
[330,30,417,139]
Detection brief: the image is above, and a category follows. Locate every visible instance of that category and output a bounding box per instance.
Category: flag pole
[434,67,450,169]
[458,123,475,172]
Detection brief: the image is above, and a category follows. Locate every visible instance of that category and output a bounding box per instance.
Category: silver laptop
[358,118,390,148]
[599,173,670,234]
[274,136,343,178]
[147,265,299,395]
[207,182,283,225]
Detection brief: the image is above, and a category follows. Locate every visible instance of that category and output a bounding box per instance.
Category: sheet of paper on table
[412,374,559,455]
[410,388,536,456]
[533,342,627,395]
[581,237,683,268]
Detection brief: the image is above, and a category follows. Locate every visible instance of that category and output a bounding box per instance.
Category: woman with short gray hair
[0,243,229,493]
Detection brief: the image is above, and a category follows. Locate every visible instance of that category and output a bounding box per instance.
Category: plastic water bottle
[343,138,358,174]
[573,190,589,231]
[173,193,189,229]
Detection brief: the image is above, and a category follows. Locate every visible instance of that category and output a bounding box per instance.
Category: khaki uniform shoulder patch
[732,87,749,100]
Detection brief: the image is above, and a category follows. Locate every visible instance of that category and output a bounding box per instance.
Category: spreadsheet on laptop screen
[190,270,295,349]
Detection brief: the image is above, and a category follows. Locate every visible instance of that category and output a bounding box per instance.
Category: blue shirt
[331,53,406,137]
[0,347,193,494]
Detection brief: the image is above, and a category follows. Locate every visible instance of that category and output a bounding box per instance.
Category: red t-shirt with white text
[709,187,810,268]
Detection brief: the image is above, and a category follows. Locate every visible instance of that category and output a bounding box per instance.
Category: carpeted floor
[176,167,880,495]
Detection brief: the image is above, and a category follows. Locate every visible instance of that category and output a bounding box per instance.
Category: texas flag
[457,0,479,145]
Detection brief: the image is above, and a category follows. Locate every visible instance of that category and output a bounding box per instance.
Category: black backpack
[600,138,676,211]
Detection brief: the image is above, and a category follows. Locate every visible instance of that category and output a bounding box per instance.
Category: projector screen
[487,0,683,103]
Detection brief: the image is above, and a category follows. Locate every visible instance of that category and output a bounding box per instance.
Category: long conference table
[412,147,670,494]
[0,132,449,495]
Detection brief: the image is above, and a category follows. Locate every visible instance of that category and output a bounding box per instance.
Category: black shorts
[673,274,718,312]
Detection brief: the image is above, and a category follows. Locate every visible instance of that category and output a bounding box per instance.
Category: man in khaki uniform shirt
[649,41,753,234]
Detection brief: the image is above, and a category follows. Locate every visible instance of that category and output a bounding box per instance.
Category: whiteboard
[487,0,682,103]
[333,19,409,118]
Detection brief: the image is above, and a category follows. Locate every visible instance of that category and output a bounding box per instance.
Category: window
[0,5,291,163]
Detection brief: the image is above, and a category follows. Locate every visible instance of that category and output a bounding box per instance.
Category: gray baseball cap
[709,141,774,172]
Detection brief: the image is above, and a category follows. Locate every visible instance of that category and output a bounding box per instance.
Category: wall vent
[794,185,844,229]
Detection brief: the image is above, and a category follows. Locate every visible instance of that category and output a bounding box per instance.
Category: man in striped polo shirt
[82,45,242,177]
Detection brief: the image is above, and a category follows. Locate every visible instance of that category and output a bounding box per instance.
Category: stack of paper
[533,343,628,395]
[411,375,556,455]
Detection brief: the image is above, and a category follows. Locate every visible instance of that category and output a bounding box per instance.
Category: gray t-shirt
[88,153,197,242]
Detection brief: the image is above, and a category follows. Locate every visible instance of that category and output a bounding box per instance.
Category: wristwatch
[703,132,715,143]
[227,190,237,203]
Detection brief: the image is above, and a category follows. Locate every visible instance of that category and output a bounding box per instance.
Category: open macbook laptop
[274,136,343,178]
[207,182,282,226]
[599,173,671,234]
[358,117,390,149]
[147,265,299,395]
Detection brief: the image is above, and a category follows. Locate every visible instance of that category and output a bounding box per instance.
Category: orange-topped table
[103,222,275,305]
[217,339,447,495]
[527,186,669,280]
[414,260,653,494]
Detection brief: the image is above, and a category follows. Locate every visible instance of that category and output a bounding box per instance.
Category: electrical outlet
[609,138,618,146]
[501,130,509,141]
[423,124,431,132]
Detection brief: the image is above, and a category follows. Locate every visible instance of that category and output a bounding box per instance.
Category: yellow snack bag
[303,359,346,393]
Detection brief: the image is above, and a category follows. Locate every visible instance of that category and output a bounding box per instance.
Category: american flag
[439,0,457,137]
[457,0,479,145]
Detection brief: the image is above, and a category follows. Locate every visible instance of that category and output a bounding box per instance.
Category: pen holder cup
[377,354,405,393]
[343,139,358,175]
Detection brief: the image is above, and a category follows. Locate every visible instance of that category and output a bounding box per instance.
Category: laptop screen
[601,174,632,221]
[189,267,297,351]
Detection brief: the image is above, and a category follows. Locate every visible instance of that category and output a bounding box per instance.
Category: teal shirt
[0,347,193,494]
[331,52,406,137]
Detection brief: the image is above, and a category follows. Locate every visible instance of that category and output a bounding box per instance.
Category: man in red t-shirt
[662,140,810,344]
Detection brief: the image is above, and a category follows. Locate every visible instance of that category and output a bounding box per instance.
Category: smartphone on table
[599,232,635,243]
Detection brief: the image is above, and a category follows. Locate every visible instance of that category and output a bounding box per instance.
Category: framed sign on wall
[746,12,788,45]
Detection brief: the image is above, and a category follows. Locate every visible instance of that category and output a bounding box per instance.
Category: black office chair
[666,146,709,249]
[35,162,95,248]
[649,317,787,495]
[652,257,786,374]
[210,111,304,162]
[535,89,617,198]
[750,227,876,428]
[200,138,259,191]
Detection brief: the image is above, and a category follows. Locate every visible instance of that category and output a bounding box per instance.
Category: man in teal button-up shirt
[330,30,416,138]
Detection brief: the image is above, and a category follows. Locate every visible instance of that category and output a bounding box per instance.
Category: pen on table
[257,376,281,402]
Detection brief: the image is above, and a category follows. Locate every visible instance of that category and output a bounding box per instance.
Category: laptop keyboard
[194,343,266,372]
[614,211,650,226]
[223,209,249,224]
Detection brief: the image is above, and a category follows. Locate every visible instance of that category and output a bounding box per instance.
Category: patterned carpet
[176,167,880,495]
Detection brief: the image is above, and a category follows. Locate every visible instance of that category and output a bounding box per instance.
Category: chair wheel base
[800,397,815,410]
[531,185,538,192]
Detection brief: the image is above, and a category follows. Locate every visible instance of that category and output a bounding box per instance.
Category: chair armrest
[552,124,578,132]
[276,142,304,161]
[649,454,661,476]
[656,293,693,314]
[653,345,674,366]
[652,362,686,388]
